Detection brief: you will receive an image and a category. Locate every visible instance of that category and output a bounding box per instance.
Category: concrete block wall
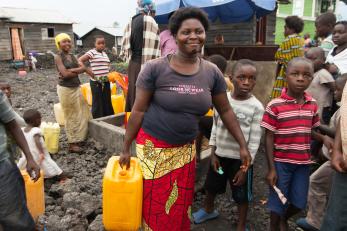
[88,113,135,155]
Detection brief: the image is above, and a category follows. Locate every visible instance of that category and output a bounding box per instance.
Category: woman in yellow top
[54,33,91,153]
[271,16,305,99]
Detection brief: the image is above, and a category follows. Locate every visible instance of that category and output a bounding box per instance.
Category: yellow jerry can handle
[205,109,213,117]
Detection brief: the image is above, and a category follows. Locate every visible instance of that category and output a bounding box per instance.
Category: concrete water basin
[88,113,135,154]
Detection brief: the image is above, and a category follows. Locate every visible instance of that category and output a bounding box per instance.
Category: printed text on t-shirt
[169,85,204,95]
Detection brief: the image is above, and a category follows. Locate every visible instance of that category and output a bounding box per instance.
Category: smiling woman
[54,33,91,153]
[119,7,252,231]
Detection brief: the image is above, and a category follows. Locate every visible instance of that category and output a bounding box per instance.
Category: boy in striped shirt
[78,35,114,118]
[193,59,264,231]
[262,57,330,231]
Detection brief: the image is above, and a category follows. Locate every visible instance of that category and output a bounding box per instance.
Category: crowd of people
[1,0,347,230]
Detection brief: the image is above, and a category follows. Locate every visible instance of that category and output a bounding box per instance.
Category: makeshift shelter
[77,27,123,50]
[0,7,74,61]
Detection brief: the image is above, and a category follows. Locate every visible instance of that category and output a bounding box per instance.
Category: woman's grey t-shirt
[136,56,226,145]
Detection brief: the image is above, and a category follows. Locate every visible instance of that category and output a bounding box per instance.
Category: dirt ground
[0,68,304,231]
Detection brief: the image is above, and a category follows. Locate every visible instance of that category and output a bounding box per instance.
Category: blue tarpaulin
[155,0,276,24]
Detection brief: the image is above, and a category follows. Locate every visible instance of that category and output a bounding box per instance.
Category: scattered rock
[45,195,55,206]
[62,192,101,217]
[49,179,81,197]
[46,208,89,231]
[94,142,103,151]
[46,215,62,231]
[87,214,104,231]
[61,208,89,231]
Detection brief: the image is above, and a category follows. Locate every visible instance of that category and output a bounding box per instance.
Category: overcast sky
[0,0,138,29]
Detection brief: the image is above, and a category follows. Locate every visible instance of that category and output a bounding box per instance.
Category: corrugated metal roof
[95,27,123,37]
[75,25,123,38]
[73,24,94,38]
[0,7,74,24]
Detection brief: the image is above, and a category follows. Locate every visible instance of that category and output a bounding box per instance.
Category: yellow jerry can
[80,83,93,106]
[111,94,125,115]
[205,109,214,117]
[21,170,45,222]
[103,156,143,231]
[111,83,117,95]
[41,122,60,154]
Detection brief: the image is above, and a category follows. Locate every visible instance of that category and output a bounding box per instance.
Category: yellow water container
[111,94,125,114]
[53,103,65,126]
[126,112,131,121]
[205,109,214,116]
[41,122,60,154]
[111,83,117,95]
[21,170,45,222]
[224,77,234,92]
[81,83,93,106]
[124,112,131,128]
[103,156,143,231]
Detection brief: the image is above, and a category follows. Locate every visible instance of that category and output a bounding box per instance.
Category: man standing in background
[121,0,160,112]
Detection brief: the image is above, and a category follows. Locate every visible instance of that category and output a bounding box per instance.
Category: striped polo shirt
[86,49,110,79]
[261,89,320,164]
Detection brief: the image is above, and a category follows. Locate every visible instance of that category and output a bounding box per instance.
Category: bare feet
[68,143,82,153]
[58,171,72,180]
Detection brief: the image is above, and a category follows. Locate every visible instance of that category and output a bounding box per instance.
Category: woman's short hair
[285,16,304,34]
[335,21,347,30]
[169,7,209,36]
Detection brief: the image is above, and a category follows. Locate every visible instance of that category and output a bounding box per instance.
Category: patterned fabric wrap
[120,15,160,65]
[136,128,195,231]
[57,85,91,143]
[271,34,305,99]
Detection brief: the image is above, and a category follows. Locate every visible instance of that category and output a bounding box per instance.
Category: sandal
[192,208,219,224]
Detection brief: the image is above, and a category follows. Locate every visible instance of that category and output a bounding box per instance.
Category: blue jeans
[0,158,35,231]
[268,162,310,216]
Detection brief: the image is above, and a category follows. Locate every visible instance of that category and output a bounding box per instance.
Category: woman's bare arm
[54,55,78,79]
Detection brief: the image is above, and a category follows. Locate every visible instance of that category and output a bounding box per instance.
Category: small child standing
[78,35,114,119]
[262,57,322,231]
[305,47,335,124]
[196,54,232,164]
[193,59,264,231]
[315,13,336,57]
[17,109,65,179]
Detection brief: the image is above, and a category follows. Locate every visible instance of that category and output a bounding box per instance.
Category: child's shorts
[268,162,310,216]
[204,156,253,204]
